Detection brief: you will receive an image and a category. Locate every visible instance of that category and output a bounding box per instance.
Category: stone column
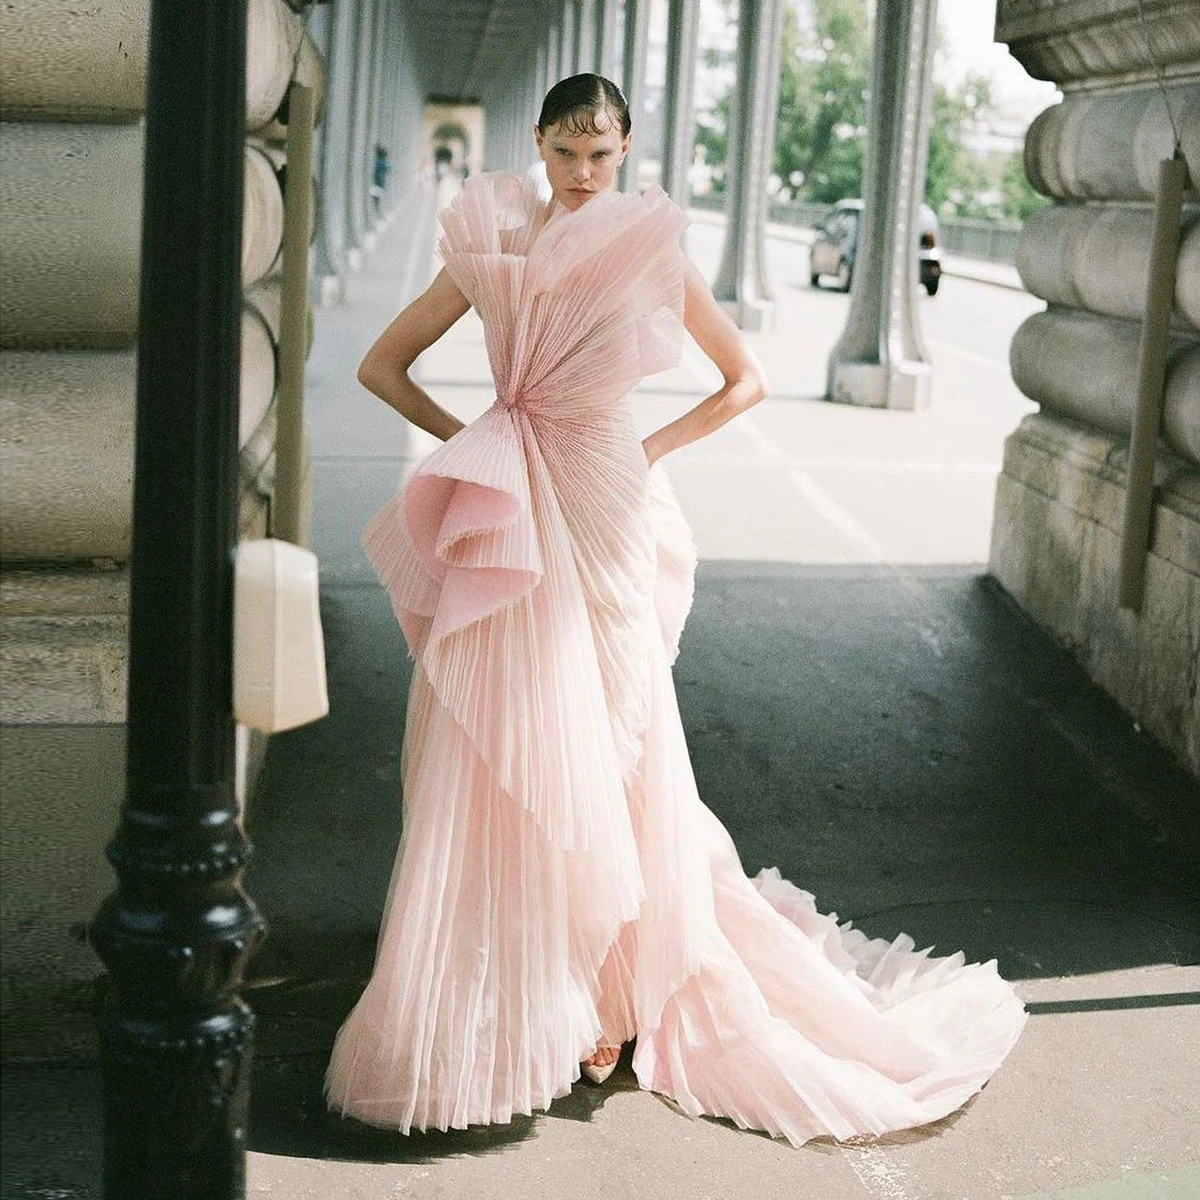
[662,0,701,207]
[491,92,509,171]
[392,19,422,195]
[595,0,619,79]
[711,0,785,331]
[546,21,561,90]
[989,0,1200,776]
[825,0,937,408]
[561,0,577,78]
[571,0,593,74]
[314,0,357,299]
[520,71,538,168]
[618,0,651,193]
[534,42,546,115]
[360,0,388,242]
[343,0,374,268]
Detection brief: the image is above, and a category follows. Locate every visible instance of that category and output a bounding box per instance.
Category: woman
[325,73,1026,1148]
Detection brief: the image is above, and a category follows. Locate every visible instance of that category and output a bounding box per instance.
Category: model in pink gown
[324,170,1027,1148]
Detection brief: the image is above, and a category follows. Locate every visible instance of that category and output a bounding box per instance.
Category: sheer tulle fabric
[324,172,1026,1146]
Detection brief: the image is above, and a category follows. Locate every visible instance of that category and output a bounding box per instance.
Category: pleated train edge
[323,451,1027,1148]
[323,170,1026,1148]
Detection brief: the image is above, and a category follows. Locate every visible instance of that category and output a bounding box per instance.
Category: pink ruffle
[327,173,1027,1147]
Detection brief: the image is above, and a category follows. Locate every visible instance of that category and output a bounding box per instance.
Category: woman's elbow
[736,366,769,409]
[751,368,769,403]
[355,354,380,393]
[356,351,398,398]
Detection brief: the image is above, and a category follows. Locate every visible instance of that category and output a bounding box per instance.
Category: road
[614,219,1049,566]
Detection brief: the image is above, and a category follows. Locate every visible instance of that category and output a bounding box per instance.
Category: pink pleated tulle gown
[324,171,1027,1148]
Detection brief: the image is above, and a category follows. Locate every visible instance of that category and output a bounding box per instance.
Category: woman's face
[534,113,631,211]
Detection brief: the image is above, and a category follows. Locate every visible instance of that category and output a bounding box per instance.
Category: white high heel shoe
[581,1046,620,1084]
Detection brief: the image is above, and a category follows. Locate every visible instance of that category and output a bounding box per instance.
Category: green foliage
[694,90,730,190]
[926,71,992,213]
[1000,151,1048,221]
[695,0,1047,224]
[772,0,870,203]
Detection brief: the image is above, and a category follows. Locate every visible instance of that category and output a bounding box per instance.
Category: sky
[687,0,1062,126]
[934,0,1061,121]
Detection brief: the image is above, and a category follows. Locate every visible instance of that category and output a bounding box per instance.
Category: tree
[773,0,871,203]
[1000,150,1047,221]
[698,0,1045,223]
[693,88,731,190]
[925,71,992,213]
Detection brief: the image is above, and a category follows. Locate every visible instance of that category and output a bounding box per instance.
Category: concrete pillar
[343,0,374,267]
[561,0,577,78]
[595,0,619,79]
[618,0,650,192]
[494,92,514,171]
[358,0,388,243]
[372,2,397,219]
[825,0,937,409]
[662,0,701,207]
[535,42,549,117]
[575,0,596,73]
[546,22,561,91]
[306,2,330,57]
[314,0,357,295]
[711,0,785,331]
[520,72,538,169]
[0,126,283,345]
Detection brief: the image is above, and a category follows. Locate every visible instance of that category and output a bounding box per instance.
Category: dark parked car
[809,198,942,296]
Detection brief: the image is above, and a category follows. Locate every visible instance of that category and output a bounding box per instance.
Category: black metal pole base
[98,1002,257,1200]
[90,1,260,1196]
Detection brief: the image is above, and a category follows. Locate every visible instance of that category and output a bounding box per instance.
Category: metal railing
[691,192,1024,263]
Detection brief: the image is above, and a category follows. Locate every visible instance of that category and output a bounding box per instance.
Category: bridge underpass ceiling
[405,0,549,102]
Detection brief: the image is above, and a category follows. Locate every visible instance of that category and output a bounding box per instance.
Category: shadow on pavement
[241,561,1200,1165]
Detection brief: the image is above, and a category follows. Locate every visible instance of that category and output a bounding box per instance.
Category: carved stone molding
[1016,202,1200,326]
[995,0,1200,91]
[1009,308,1199,464]
[1023,84,1199,204]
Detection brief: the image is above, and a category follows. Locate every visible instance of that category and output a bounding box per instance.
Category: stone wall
[0,0,325,1054]
[990,0,1200,777]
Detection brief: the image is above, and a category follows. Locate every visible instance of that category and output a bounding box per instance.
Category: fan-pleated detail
[325,172,1026,1147]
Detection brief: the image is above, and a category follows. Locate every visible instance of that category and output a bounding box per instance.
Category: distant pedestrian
[370,143,390,216]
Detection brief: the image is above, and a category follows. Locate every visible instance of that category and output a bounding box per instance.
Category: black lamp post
[89,3,266,1197]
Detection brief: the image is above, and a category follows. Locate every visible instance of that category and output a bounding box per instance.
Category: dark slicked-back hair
[536,73,631,137]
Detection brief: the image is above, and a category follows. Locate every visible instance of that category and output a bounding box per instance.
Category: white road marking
[785,466,887,564]
[843,1145,919,1200]
[736,411,888,563]
[732,411,949,653]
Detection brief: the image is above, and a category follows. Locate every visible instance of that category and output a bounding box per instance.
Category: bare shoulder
[360,266,470,377]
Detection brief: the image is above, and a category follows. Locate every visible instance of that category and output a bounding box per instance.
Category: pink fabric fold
[326,172,1027,1147]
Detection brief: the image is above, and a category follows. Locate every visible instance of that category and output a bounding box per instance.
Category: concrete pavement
[4,183,1198,1200]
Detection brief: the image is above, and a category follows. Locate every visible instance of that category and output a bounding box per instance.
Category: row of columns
[309,0,423,303]
[309,0,937,411]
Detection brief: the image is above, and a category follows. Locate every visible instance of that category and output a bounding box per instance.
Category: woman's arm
[356,266,472,442]
[642,252,769,467]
